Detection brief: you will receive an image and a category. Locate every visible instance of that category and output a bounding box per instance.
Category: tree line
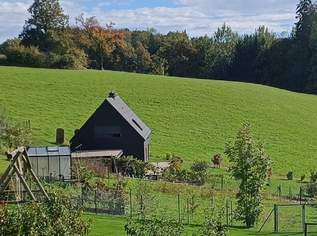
[1,0,317,94]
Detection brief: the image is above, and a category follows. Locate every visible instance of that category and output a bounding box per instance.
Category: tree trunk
[100,55,104,70]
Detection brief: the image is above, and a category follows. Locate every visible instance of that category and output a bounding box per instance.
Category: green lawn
[1,66,317,176]
[86,214,306,236]
[0,155,8,174]
[1,64,316,235]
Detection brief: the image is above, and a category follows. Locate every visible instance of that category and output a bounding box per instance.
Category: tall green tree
[225,123,271,227]
[20,0,69,51]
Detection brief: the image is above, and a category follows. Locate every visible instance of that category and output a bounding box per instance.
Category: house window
[94,126,121,139]
[132,119,143,131]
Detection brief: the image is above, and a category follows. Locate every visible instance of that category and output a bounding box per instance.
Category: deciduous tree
[225,123,271,227]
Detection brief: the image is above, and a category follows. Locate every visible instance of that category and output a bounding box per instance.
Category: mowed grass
[86,214,305,236]
[1,66,317,175]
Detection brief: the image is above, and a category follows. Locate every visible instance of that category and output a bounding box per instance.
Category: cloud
[0,0,298,43]
[0,1,31,42]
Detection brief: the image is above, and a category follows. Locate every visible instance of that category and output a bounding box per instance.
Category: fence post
[302,204,306,232]
[230,200,233,226]
[226,199,229,226]
[178,193,181,223]
[187,197,190,225]
[221,175,224,190]
[129,189,132,217]
[300,187,303,204]
[274,204,278,233]
[94,189,97,214]
[304,223,308,236]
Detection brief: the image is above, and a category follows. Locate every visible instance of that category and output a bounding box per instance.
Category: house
[70,92,151,161]
[27,146,71,180]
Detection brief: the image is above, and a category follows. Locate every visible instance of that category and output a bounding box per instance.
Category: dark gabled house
[70,92,151,161]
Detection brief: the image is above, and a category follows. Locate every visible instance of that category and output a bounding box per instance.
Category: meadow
[1,66,317,235]
[1,66,317,176]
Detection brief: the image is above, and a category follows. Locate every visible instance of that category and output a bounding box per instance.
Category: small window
[132,119,143,131]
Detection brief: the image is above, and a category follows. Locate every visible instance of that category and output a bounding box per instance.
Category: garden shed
[27,146,71,180]
[70,92,151,161]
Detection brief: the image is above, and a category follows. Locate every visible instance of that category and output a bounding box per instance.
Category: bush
[1,39,46,67]
[0,192,90,235]
[199,209,228,236]
[191,160,209,173]
[301,175,306,182]
[47,48,88,69]
[125,217,183,236]
[286,171,293,180]
[304,183,317,197]
[310,171,317,182]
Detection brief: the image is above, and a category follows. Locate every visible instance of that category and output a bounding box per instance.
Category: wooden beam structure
[0,147,50,203]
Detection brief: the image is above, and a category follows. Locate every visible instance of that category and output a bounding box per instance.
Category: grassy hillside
[1,66,317,176]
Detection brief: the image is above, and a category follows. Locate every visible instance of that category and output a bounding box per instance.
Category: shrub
[286,171,293,180]
[0,192,90,235]
[125,217,183,236]
[48,48,88,69]
[310,171,317,182]
[1,39,46,67]
[301,175,306,182]
[304,183,317,197]
[199,209,228,236]
[191,160,209,173]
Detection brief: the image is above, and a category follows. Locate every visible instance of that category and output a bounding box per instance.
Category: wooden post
[221,175,224,190]
[230,200,233,226]
[304,223,308,236]
[300,187,303,204]
[94,189,97,214]
[187,198,190,225]
[178,193,181,223]
[129,189,132,217]
[226,198,229,226]
[274,204,279,233]
[302,204,306,232]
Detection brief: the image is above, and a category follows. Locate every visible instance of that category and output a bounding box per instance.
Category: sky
[0,0,300,43]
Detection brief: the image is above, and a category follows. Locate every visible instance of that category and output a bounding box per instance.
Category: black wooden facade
[70,93,151,161]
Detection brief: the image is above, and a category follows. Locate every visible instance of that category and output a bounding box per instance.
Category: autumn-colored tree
[76,14,126,70]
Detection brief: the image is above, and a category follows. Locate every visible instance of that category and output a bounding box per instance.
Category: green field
[1,66,317,176]
[1,66,317,235]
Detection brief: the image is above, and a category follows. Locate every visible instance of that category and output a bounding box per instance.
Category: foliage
[198,208,227,236]
[301,175,306,182]
[20,0,69,51]
[287,171,294,180]
[0,39,46,67]
[310,170,317,182]
[0,191,90,235]
[0,108,32,150]
[225,123,271,227]
[162,159,208,186]
[76,14,126,70]
[124,217,183,236]
[303,183,317,197]
[191,160,209,173]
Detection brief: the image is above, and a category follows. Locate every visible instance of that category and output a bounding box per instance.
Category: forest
[0,0,316,94]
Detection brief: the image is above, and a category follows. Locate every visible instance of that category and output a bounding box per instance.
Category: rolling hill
[1,66,317,176]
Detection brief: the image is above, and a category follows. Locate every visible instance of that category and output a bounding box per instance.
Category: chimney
[108,91,117,98]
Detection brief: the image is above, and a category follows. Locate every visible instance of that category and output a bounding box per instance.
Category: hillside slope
[1,66,317,175]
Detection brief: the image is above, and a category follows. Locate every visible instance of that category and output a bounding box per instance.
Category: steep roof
[106,93,151,140]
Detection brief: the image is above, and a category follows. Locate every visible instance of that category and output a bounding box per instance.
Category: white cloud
[0,0,298,43]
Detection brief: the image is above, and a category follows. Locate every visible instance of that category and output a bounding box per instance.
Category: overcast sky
[0,0,299,43]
